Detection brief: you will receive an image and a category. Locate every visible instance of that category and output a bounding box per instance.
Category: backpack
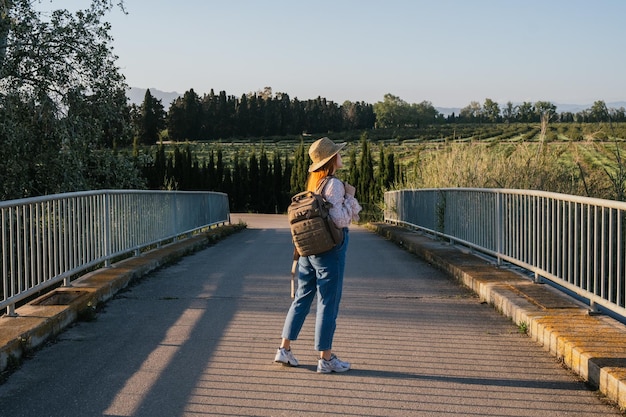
[288,177,344,257]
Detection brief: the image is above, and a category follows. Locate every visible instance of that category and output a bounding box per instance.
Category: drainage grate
[33,290,88,306]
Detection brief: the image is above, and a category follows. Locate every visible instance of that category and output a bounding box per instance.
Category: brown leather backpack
[288,177,344,257]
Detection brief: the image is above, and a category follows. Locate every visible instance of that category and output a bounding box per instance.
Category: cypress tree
[138,89,165,145]
[282,153,293,207]
[258,147,275,212]
[165,152,176,189]
[347,146,358,190]
[173,146,184,187]
[248,150,260,212]
[273,151,284,212]
[372,144,385,202]
[216,148,224,191]
[232,151,249,211]
[290,140,308,193]
[149,144,167,189]
[357,133,375,211]
[183,145,194,188]
[231,152,242,211]
[384,150,396,188]
[222,166,233,208]
[207,150,216,190]
[201,89,217,140]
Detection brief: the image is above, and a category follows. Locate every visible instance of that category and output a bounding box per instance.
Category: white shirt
[322,177,362,229]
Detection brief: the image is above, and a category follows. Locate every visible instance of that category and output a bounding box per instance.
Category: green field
[139,122,626,203]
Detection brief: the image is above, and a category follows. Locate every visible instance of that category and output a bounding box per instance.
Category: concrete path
[0,214,622,416]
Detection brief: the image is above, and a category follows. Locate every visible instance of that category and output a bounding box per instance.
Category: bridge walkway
[0,214,624,416]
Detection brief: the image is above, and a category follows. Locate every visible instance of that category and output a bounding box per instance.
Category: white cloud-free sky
[48,0,626,107]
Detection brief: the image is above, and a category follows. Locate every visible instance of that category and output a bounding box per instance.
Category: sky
[46,0,626,108]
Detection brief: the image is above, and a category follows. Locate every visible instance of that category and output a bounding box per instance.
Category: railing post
[104,192,112,268]
[172,192,178,240]
[588,299,601,315]
[496,191,503,266]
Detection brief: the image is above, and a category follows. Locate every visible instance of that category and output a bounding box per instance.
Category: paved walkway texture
[0,213,625,416]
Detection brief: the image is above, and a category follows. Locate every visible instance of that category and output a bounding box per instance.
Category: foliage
[0,0,141,200]
[164,87,375,141]
[136,120,626,218]
[141,143,295,213]
[133,89,166,145]
[453,99,625,124]
[355,133,378,219]
[372,94,441,128]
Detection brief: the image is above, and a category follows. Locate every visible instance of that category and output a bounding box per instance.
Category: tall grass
[399,141,619,199]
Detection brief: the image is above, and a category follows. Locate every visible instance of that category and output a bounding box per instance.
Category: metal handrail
[1,190,230,316]
[384,188,626,320]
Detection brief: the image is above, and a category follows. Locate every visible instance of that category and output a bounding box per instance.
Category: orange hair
[306,155,337,192]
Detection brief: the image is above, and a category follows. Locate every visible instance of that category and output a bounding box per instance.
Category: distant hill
[127,87,181,108]
[126,87,625,115]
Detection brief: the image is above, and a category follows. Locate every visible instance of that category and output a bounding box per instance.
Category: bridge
[0,191,626,415]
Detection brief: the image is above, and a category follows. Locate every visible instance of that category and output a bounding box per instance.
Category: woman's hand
[344,183,355,197]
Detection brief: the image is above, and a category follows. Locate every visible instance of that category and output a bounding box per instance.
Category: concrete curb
[0,224,244,377]
[371,222,626,411]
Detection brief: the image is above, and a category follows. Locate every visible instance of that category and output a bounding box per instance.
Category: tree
[281,152,293,206]
[0,0,139,200]
[168,89,202,141]
[257,147,275,212]
[137,89,166,145]
[373,94,413,128]
[342,100,376,130]
[588,100,609,122]
[379,144,395,189]
[216,148,225,191]
[290,140,308,193]
[608,107,626,123]
[272,151,285,211]
[1,0,125,100]
[248,150,260,211]
[516,102,535,123]
[412,100,441,126]
[347,146,358,189]
[357,133,375,207]
[231,151,248,211]
[502,101,516,122]
[460,101,482,122]
[482,98,501,123]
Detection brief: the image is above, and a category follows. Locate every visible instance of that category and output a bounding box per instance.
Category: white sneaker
[330,353,350,368]
[317,355,351,373]
[274,348,299,367]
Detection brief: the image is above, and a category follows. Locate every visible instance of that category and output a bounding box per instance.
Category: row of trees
[133,87,375,144]
[141,134,398,216]
[133,88,626,145]
[455,99,626,124]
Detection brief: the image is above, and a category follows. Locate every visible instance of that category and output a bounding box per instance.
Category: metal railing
[1,190,230,316]
[384,188,626,320]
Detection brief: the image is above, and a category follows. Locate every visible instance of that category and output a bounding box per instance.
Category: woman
[275,137,362,373]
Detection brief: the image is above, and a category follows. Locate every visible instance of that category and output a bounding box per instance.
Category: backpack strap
[315,175,336,196]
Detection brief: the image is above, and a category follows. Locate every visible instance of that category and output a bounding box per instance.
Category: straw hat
[308,137,347,172]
